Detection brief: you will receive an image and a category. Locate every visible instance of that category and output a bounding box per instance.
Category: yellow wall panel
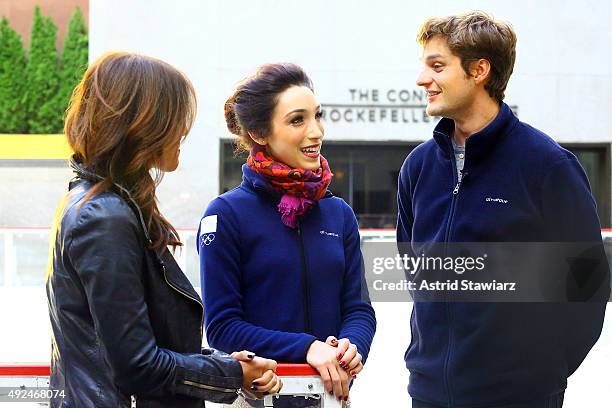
[0,134,72,160]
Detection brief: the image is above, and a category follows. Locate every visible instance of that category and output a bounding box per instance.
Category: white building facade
[90,0,612,229]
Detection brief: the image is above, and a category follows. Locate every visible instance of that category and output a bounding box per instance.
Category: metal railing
[2,227,610,290]
[0,227,397,289]
[0,227,200,288]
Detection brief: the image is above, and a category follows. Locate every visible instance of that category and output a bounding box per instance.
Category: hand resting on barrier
[231,350,283,400]
[306,340,350,401]
[326,336,364,378]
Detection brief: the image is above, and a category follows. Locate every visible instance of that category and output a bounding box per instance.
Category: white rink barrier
[264,363,343,407]
[0,363,343,407]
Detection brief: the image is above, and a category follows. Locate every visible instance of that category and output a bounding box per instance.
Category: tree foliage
[56,7,88,123]
[1,7,88,134]
[24,6,61,133]
[0,17,28,133]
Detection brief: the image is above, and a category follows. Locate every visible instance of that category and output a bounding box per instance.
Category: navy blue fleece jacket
[397,102,610,406]
[198,165,376,363]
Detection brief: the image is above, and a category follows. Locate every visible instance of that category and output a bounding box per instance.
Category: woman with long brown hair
[46,51,281,408]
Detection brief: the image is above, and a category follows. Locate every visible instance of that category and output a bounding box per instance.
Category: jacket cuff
[173,352,243,404]
[303,336,319,360]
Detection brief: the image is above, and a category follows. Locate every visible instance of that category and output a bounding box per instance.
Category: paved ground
[0,288,610,407]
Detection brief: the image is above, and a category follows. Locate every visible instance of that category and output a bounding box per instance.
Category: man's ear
[470,59,491,85]
[248,131,267,146]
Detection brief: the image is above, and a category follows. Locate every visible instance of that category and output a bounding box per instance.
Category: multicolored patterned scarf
[246,143,333,229]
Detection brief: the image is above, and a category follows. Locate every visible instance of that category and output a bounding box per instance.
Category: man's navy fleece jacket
[397,102,610,406]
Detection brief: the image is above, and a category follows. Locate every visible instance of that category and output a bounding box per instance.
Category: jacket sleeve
[68,198,242,404]
[337,201,377,363]
[540,156,610,374]
[540,156,611,298]
[198,197,317,362]
[397,158,414,245]
[396,158,419,286]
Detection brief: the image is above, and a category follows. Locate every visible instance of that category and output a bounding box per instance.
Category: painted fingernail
[246,352,255,359]
[263,391,269,396]
[250,385,258,391]
[252,381,260,387]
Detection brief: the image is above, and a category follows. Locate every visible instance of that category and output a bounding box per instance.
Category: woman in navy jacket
[198,63,376,405]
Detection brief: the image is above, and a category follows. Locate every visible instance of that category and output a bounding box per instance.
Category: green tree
[0,17,28,133]
[24,6,61,133]
[56,8,88,124]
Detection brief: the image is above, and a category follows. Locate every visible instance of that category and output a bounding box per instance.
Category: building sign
[321,88,436,125]
[321,88,517,124]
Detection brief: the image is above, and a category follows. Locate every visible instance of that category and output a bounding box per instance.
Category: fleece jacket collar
[432,102,519,163]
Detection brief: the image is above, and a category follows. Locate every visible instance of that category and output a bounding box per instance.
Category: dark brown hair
[65,51,196,252]
[417,11,517,101]
[224,63,313,152]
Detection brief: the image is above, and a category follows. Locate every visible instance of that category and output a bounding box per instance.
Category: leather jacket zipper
[162,264,204,342]
[296,223,313,334]
[182,379,237,393]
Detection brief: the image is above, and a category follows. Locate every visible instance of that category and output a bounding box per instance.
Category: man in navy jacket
[397,11,610,408]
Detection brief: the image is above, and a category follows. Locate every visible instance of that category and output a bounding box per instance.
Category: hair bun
[224,95,242,136]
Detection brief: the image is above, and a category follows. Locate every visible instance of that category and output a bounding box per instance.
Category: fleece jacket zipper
[297,223,313,334]
[440,133,463,408]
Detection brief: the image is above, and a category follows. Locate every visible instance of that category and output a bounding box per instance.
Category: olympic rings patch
[200,233,216,246]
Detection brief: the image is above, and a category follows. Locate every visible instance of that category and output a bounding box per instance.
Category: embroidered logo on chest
[320,230,340,238]
[485,197,509,204]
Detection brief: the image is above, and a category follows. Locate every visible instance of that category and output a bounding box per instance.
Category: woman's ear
[248,131,267,146]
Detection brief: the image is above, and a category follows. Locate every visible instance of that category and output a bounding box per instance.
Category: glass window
[182,232,200,289]
[0,234,4,285]
[220,141,416,228]
[562,144,611,228]
[14,231,49,286]
[323,143,415,228]
[221,141,247,194]
[220,141,611,229]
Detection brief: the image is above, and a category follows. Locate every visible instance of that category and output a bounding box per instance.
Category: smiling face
[255,85,324,170]
[416,36,478,120]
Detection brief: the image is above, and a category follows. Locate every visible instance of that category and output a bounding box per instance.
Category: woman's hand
[325,336,363,377]
[231,351,282,399]
[306,340,350,401]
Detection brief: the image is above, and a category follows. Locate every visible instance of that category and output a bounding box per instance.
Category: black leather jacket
[46,162,243,407]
